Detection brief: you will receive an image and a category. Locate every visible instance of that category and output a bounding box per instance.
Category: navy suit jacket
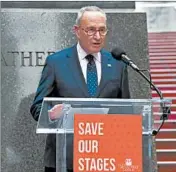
[30,44,130,168]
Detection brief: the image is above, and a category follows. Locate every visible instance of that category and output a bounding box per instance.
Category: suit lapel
[96,50,113,97]
[66,45,89,97]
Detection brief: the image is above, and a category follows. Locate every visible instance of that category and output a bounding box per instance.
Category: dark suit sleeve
[120,64,130,98]
[30,56,55,121]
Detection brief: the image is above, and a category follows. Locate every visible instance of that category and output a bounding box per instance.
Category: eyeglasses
[81,27,108,36]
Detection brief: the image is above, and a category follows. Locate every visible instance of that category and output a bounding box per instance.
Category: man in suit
[30,6,130,172]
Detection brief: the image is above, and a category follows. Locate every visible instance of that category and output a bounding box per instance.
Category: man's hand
[48,104,64,120]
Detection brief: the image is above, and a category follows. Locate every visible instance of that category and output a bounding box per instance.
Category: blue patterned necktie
[85,54,98,97]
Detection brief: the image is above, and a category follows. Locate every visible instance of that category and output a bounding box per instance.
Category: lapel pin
[107,64,112,67]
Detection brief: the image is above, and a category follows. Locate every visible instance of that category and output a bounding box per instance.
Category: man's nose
[94,31,101,39]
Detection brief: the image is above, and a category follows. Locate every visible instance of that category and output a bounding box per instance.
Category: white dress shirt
[77,42,101,85]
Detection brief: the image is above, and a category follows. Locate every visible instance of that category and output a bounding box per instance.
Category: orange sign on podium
[74,114,142,172]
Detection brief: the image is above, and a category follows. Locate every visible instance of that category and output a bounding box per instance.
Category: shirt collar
[77,42,101,62]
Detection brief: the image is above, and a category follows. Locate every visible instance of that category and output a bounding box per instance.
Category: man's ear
[73,25,80,39]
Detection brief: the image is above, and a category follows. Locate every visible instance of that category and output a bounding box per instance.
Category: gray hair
[75,6,107,25]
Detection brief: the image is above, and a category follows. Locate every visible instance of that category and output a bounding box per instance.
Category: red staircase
[148,32,176,172]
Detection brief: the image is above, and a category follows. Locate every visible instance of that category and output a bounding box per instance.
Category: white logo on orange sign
[125,158,132,166]
[118,158,139,172]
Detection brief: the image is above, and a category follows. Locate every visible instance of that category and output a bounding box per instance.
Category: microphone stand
[128,64,171,136]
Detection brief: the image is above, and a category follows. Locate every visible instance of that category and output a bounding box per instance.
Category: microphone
[111,47,139,71]
[111,47,170,136]
[111,47,163,99]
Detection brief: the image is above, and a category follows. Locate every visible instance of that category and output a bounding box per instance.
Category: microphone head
[111,47,126,60]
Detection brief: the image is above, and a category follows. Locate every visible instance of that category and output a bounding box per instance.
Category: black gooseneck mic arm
[111,48,171,136]
[124,56,163,100]
[128,61,171,136]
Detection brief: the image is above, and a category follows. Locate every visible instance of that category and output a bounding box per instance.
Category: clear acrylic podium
[36,98,171,172]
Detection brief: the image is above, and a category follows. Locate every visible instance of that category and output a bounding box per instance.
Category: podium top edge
[43,97,172,103]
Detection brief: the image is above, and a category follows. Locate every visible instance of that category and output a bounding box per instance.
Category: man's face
[74,11,107,54]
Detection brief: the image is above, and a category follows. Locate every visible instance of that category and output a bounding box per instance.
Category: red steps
[148,32,176,171]
[158,165,176,172]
